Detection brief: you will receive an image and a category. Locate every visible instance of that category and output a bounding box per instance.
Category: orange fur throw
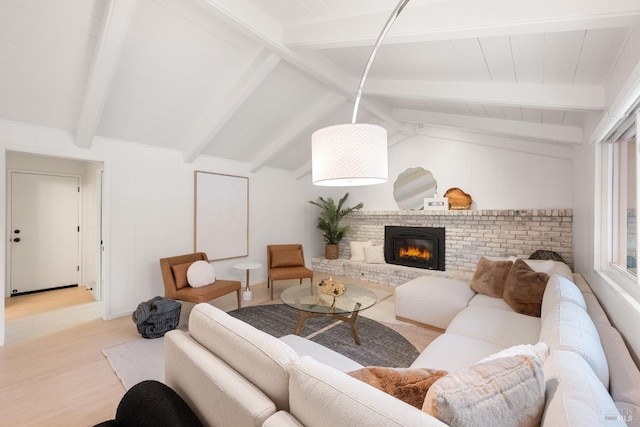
[348,366,448,408]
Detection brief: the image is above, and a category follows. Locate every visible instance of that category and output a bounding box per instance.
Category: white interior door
[10,172,80,295]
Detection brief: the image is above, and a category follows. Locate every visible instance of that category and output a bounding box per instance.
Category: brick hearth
[312,209,572,286]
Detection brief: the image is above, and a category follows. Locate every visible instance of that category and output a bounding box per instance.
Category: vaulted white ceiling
[1,0,639,178]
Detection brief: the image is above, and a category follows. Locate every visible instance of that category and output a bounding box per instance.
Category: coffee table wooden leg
[294,311,310,335]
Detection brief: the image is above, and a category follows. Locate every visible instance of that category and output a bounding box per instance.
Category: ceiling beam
[249,92,347,172]
[75,0,136,148]
[393,108,583,144]
[284,0,640,49]
[368,80,604,112]
[200,0,408,133]
[181,50,281,163]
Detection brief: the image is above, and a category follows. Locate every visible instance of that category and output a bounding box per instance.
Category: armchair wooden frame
[267,244,314,300]
[160,252,241,308]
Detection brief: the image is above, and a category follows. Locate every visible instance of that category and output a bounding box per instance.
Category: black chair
[94,380,202,427]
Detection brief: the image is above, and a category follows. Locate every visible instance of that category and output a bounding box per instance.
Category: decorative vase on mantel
[325,244,339,260]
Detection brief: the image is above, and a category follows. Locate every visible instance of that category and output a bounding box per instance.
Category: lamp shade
[311,123,388,186]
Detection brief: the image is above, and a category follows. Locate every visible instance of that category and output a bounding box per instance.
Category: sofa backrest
[188,303,299,411]
[288,356,448,427]
[165,330,277,427]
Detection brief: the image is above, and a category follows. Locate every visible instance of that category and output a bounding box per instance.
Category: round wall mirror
[393,167,437,210]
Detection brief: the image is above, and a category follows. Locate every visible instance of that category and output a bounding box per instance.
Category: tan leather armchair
[160,252,241,308]
[267,244,313,300]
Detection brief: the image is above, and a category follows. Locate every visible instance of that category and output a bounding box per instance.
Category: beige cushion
[171,262,192,289]
[541,274,586,319]
[349,241,372,262]
[364,245,385,264]
[470,257,513,297]
[188,303,298,411]
[446,305,541,349]
[539,301,609,388]
[186,260,215,288]
[348,366,448,409]
[423,354,546,427]
[271,249,304,268]
[502,258,549,317]
[411,333,503,372]
[542,350,626,427]
[395,276,475,330]
[288,356,448,427]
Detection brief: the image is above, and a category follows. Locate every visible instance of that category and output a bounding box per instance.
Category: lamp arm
[351,0,410,124]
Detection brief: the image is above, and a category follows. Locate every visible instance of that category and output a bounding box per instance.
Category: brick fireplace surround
[312,209,573,286]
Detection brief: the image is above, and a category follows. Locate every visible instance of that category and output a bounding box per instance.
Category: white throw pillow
[349,241,372,262]
[364,245,385,264]
[186,260,216,287]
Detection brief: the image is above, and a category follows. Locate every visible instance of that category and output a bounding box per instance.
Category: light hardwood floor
[0,276,437,426]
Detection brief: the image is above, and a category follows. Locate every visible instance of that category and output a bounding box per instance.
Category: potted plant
[309,193,363,259]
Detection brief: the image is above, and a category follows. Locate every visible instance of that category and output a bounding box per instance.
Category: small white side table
[233,262,262,301]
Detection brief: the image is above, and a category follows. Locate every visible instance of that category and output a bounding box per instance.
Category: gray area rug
[227,304,419,367]
[103,303,419,390]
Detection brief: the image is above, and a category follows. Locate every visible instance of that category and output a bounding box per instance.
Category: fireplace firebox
[384,226,445,270]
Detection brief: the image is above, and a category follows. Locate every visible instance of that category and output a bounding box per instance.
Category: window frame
[595,111,640,302]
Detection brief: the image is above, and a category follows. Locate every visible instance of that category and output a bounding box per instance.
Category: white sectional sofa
[164,259,640,426]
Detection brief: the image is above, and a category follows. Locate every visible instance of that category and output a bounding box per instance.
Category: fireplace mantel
[312,209,572,286]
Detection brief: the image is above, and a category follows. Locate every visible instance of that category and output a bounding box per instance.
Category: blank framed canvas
[194,171,248,260]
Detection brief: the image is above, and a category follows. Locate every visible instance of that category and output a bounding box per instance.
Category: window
[598,109,639,299]
[611,128,637,276]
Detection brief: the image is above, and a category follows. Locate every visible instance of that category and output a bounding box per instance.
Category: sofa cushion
[278,334,363,372]
[288,356,448,427]
[349,241,372,262]
[541,274,586,319]
[446,305,541,349]
[171,262,192,289]
[539,301,609,388]
[271,249,305,267]
[423,354,545,427]
[467,293,513,311]
[470,257,513,297]
[598,325,640,416]
[502,258,549,317]
[479,341,550,364]
[348,366,448,409]
[188,303,298,411]
[411,333,503,372]
[542,350,626,427]
[395,276,475,331]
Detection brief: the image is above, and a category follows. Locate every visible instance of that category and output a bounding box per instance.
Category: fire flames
[399,246,431,260]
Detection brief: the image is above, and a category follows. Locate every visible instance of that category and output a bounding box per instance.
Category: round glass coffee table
[280,281,377,345]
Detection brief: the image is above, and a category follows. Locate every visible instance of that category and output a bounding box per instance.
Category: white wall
[0,119,321,346]
[347,128,573,211]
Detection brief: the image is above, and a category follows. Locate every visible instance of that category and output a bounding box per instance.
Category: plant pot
[325,244,339,260]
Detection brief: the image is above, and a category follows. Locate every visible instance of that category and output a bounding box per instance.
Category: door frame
[0,148,110,347]
[6,170,83,296]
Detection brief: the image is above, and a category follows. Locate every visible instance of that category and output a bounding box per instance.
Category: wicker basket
[325,244,339,259]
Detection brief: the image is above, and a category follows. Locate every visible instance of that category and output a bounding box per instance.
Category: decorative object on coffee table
[317,276,346,309]
[444,187,472,210]
[309,193,363,259]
